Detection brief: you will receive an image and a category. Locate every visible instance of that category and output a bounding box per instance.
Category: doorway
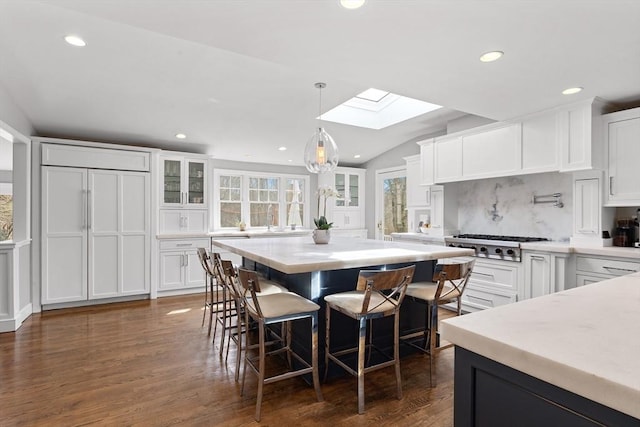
[375,167,407,240]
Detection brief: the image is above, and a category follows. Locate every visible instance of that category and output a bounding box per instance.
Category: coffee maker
[613,218,636,247]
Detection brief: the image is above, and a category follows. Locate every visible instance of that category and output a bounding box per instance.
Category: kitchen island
[441,272,640,426]
[212,236,473,371]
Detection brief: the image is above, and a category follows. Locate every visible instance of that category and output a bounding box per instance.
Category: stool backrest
[355,265,415,315]
[432,259,475,301]
[237,268,265,318]
[221,259,241,299]
[197,248,215,277]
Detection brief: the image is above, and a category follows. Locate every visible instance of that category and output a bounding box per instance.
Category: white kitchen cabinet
[575,254,640,286]
[407,184,458,236]
[570,170,615,247]
[523,251,571,299]
[42,166,150,304]
[318,167,365,230]
[558,98,606,172]
[461,123,522,179]
[161,154,208,208]
[603,107,640,206]
[159,209,208,234]
[521,110,559,173]
[404,155,430,207]
[418,138,435,185]
[434,136,462,183]
[158,238,209,292]
[461,258,522,313]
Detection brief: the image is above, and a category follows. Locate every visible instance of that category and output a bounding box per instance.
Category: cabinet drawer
[159,238,210,251]
[575,256,640,276]
[462,284,517,311]
[470,261,520,291]
[42,143,150,171]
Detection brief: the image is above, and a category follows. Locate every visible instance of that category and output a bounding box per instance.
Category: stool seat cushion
[246,292,320,319]
[324,291,397,315]
[256,280,288,295]
[405,282,461,302]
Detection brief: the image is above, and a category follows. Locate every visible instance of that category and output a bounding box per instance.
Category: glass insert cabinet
[162,157,207,208]
[318,167,365,230]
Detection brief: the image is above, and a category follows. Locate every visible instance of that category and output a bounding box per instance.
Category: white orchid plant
[315,186,339,230]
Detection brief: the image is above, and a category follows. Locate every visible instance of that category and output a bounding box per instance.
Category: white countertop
[211,236,474,274]
[441,273,640,419]
[157,229,312,239]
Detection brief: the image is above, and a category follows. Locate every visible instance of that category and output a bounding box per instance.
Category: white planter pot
[312,229,331,244]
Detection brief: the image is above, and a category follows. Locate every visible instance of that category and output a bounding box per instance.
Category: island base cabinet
[453,347,639,427]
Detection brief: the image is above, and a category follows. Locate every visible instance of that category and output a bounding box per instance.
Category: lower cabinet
[158,238,209,292]
[523,251,572,298]
[159,209,208,234]
[461,258,522,312]
[575,255,640,286]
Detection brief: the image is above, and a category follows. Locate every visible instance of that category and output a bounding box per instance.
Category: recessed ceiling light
[175,133,186,139]
[562,87,583,95]
[340,0,366,9]
[64,35,86,47]
[479,51,503,62]
[288,159,293,163]
[354,154,361,159]
[278,146,287,151]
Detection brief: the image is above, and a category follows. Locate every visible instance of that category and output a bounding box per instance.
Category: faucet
[266,204,273,231]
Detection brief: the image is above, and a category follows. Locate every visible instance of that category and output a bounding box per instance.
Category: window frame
[213,169,310,230]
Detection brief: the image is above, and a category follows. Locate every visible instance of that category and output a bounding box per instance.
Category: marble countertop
[390,232,446,243]
[211,236,474,274]
[441,273,640,419]
[157,229,312,239]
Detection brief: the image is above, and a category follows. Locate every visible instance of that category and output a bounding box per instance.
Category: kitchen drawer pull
[603,266,637,273]
[609,176,614,196]
[531,255,546,260]
[431,224,442,228]
[176,243,193,247]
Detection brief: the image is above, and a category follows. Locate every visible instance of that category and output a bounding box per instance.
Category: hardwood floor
[0,295,457,426]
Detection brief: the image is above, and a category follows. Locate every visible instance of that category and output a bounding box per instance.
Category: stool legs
[357,317,366,414]
[310,312,323,404]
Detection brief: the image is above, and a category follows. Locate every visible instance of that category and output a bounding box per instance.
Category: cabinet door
[334,172,347,207]
[159,252,185,290]
[574,178,600,237]
[576,274,602,287]
[434,137,462,182]
[162,158,182,206]
[41,167,88,304]
[559,104,591,171]
[186,159,206,207]
[522,112,559,172]
[159,210,184,234]
[184,250,205,288]
[462,123,521,179]
[89,170,149,299]
[419,140,435,185]
[406,156,430,207]
[88,170,120,298]
[607,117,640,204]
[429,188,444,231]
[524,253,551,299]
[348,173,360,207]
[183,210,208,233]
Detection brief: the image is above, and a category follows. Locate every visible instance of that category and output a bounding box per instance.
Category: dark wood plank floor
[0,294,457,426]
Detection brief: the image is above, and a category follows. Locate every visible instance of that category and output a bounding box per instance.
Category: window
[0,194,12,241]
[214,169,309,229]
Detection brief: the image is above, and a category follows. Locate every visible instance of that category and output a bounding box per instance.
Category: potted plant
[313,186,338,244]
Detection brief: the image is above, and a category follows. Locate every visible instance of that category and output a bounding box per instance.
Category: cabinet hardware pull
[603,266,636,273]
[88,189,92,230]
[431,224,442,228]
[82,189,87,229]
[609,176,614,196]
[176,243,192,247]
[531,255,546,260]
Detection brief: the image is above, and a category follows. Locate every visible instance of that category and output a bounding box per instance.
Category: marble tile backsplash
[455,172,573,241]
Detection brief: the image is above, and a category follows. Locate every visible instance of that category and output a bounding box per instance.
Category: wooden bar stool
[197,248,219,337]
[237,268,323,422]
[401,258,475,386]
[324,265,415,414]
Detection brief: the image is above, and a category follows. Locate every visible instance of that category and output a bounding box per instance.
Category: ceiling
[0,0,638,167]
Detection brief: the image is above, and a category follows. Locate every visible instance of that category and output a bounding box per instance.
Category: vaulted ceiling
[0,0,638,166]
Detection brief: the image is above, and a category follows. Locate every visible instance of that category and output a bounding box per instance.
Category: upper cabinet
[405,155,430,207]
[558,99,606,172]
[420,98,608,184]
[318,167,366,230]
[603,107,640,206]
[161,155,208,209]
[418,138,435,186]
[461,122,521,179]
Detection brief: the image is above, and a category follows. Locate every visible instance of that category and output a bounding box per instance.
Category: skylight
[321,88,442,130]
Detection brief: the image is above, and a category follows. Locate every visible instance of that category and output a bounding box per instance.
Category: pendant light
[304,82,339,174]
